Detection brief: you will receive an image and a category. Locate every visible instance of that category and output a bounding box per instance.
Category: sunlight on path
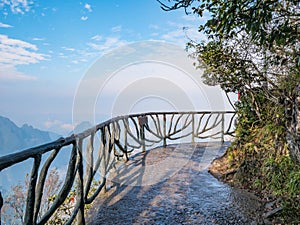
[87,143,261,225]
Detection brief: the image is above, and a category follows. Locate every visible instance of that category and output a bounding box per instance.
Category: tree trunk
[286,82,300,163]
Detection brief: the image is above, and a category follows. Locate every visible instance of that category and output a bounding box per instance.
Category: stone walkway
[87,142,262,225]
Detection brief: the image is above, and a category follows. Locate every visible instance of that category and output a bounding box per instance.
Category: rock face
[286,84,300,163]
[0,116,60,156]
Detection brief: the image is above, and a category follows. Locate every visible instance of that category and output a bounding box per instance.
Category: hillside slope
[0,116,61,156]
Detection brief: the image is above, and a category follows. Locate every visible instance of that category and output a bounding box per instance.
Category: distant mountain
[0,116,61,156]
[70,121,93,135]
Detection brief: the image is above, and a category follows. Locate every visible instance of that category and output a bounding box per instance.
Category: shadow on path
[87,142,262,225]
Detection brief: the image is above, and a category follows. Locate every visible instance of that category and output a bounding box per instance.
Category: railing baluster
[192,113,195,143]
[84,132,94,200]
[76,138,85,225]
[24,154,41,225]
[196,113,205,136]
[34,148,60,223]
[0,191,3,225]
[100,127,108,193]
[221,113,225,143]
[38,142,77,225]
[123,118,128,161]
[139,116,146,152]
[163,114,167,147]
[168,114,175,135]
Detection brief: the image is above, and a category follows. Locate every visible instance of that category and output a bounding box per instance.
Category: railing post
[0,191,3,225]
[191,113,195,144]
[139,116,147,152]
[163,114,167,147]
[124,119,128,161]
[76,138,85,225]
[221,113,225,143]
[24,154,41,225]
[100,127,107,194]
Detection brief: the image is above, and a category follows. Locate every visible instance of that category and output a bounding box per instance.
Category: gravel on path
[87,142,262,225]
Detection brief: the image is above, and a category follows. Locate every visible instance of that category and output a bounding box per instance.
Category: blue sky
[0,0,216,135]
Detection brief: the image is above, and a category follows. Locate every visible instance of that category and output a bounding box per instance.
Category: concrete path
[87,142,262,225]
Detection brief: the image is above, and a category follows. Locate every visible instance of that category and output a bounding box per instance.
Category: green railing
[0,111,236,225]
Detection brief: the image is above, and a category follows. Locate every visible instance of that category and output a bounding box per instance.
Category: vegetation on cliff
[158,0,300,222]
[210,93,300,223]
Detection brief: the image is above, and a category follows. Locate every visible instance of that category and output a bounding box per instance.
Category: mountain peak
[0,116,60,156]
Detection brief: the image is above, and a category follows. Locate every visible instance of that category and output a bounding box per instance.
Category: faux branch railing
[0,111,236,225]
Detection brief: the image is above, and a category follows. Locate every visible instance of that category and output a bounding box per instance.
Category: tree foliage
[1,168,97,225]
[158,0,300,159]
[1,169,65,225]
[159,0,299,46]
[158,1,300,221]
[158,0,299,90]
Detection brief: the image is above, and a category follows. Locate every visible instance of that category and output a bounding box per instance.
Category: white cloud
[0,0,33,14]
[162,29,184,40]
[62,46,75,51]
[0,39,44,64]
[0,35,47,65]
[0,64,37,80]
[0,34,37,50]
[160,21,206,45]
[58,52,67,58]
[111,25,122,33]
[0,22,13,28]
[87,37,128,53]
[61,123,74,131]
[183,26,206,42]
[161,29,186,46]
[151,32,159,37]
[44,119,74,132]
[91,35,102,41]
[149,24,159,30]
[84,3,92,12]
[87,42,100,50]
[44,119,59,128]
[81,16,88,21]
[32,37,45,41]
[182,14,199,21]
[0,34,46,80]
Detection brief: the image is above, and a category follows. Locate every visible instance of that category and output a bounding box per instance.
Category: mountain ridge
[0,115,61,156]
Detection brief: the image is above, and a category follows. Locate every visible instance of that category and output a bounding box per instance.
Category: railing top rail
[118,111,236,118]
[0,111,236,172]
